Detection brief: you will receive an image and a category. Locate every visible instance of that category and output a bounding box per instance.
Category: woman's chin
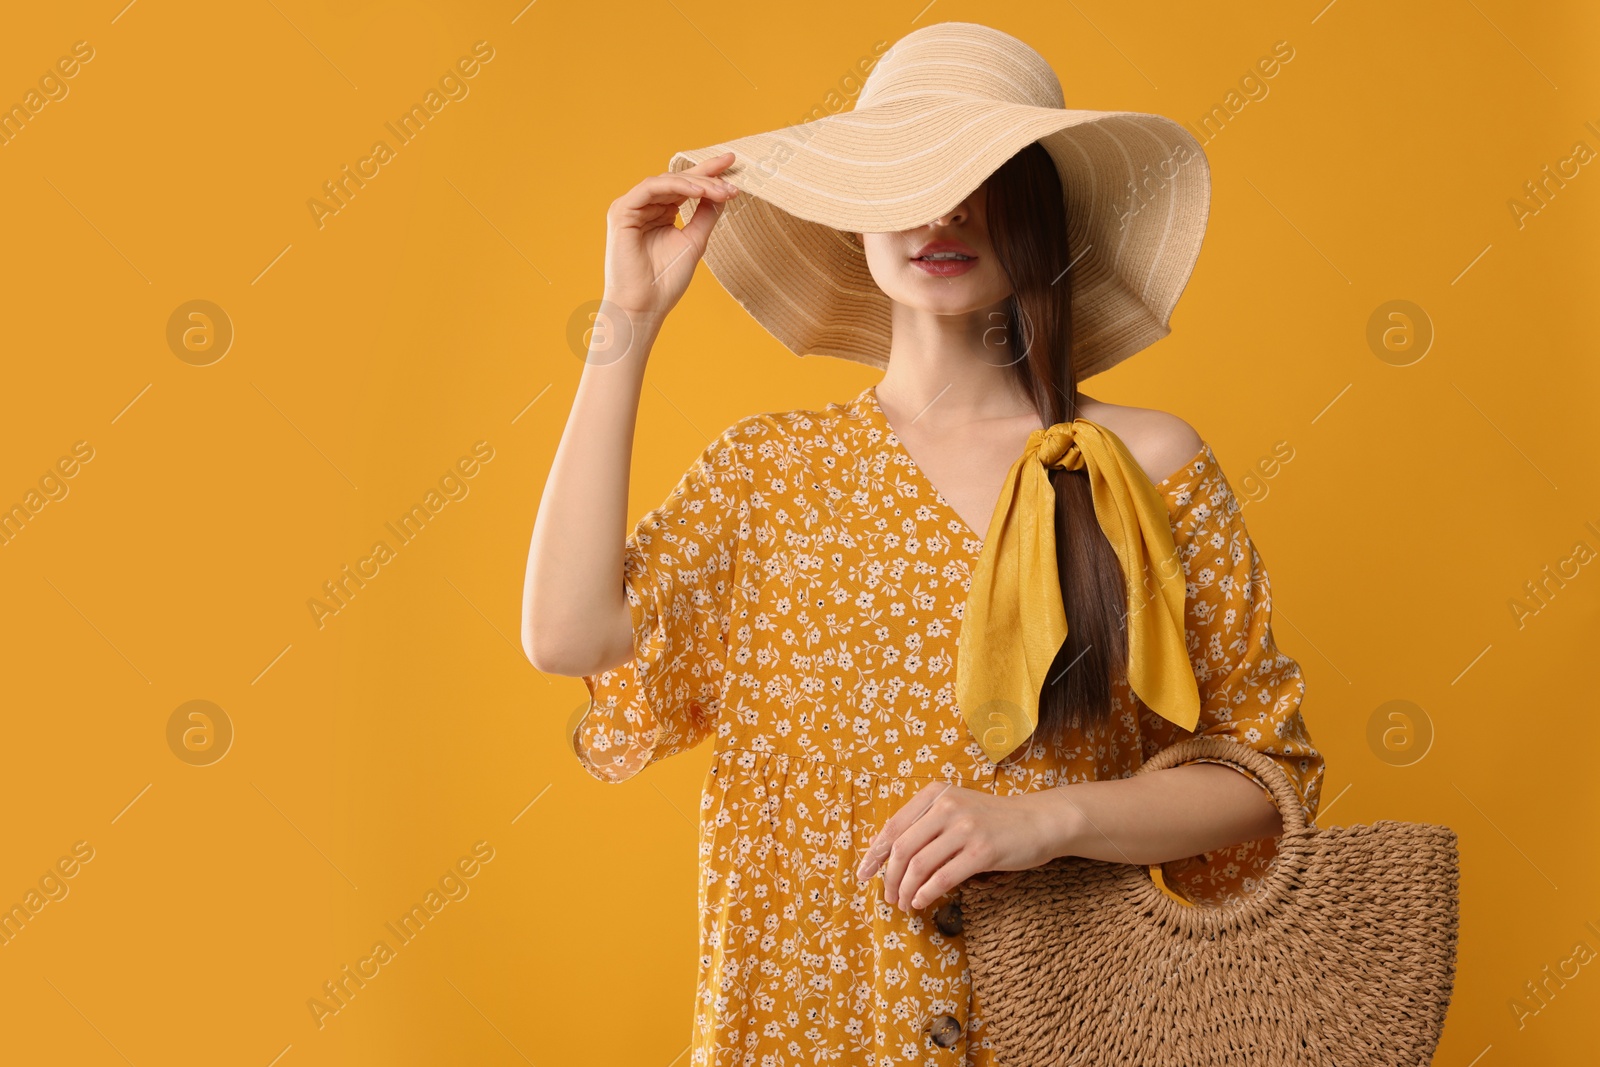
[868,262,1012,315]
[890,287,1009,317]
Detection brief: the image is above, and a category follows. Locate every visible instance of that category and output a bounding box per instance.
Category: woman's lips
[910,256,978,277]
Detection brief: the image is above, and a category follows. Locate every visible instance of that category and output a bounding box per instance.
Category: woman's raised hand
[601,151,740,328]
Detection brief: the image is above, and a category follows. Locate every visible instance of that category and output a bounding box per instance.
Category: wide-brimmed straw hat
[667,20,1212,381]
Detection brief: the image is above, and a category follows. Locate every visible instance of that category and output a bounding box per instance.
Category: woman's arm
[521,325,655,676]
[857,765,1280,912]
[1017,761,1282,866]
[521,155,739,677]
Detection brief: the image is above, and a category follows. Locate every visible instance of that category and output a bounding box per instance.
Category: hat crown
[857,22,1065,110]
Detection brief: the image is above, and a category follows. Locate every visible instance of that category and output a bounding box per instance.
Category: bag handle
[1132,735,1309,834]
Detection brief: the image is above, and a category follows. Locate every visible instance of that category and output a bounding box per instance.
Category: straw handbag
[956,736,1460,1065]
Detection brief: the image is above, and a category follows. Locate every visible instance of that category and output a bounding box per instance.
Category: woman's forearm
[1019,762,1285,867]
[520,303,661,676]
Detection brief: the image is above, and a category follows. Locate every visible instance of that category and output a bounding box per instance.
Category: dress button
[933,900,963,936]
[927,1013,962,1049]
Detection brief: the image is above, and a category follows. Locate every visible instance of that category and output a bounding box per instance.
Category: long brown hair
[983,140,1130,743]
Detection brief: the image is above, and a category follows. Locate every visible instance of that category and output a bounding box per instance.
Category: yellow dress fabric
[574,385,1325,1066]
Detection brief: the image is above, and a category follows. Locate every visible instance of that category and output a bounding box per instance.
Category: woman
[523,21,1324,1064]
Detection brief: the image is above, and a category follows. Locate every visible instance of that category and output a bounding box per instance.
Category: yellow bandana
[957,419,1201,764]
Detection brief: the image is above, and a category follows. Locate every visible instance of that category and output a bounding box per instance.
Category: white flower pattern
[573,386,1324,1065]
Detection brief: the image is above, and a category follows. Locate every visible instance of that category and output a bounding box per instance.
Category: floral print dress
[573,384,1325,1066]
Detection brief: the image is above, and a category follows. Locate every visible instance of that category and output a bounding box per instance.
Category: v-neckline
[861,384,1003,547]
[859,384,1215,545]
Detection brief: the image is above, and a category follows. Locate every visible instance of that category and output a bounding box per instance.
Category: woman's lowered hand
[855,781,1063,911]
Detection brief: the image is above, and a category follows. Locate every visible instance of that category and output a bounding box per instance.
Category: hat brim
[669,92,1211,380]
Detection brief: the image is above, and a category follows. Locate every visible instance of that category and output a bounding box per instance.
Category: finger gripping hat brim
[667,21,1212,379]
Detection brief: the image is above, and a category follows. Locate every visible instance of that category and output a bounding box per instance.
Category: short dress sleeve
[571,421,749,784]
[1139,443,1326,906]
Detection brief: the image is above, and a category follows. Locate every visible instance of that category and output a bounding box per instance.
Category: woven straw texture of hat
[668,21,1212,381]
[957,736,1460,1065]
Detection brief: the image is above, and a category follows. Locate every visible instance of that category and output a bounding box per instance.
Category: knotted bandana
[958,419,1201,764]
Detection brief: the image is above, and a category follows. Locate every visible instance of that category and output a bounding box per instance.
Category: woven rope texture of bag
[956,735,1460,1066]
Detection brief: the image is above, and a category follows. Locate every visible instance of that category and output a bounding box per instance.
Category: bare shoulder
[1077,398,1204,486]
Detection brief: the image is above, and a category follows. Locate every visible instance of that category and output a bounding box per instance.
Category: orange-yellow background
[1,1,1596,1063]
